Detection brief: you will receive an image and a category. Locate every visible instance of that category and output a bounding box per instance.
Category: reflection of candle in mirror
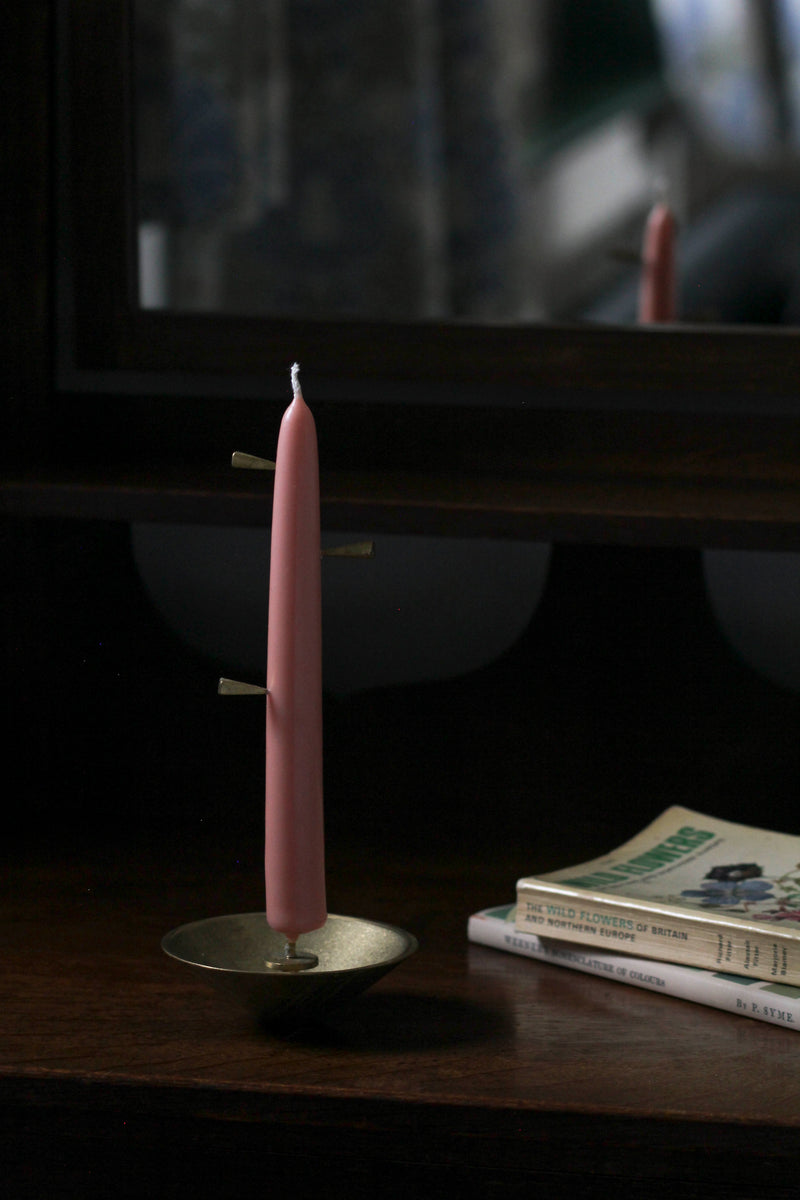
[638,201,676,323]
[265,364,327,944]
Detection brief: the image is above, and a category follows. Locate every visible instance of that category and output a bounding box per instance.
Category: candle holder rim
[161,911,418,977]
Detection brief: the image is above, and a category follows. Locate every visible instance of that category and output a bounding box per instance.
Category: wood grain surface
[3,528,799,1198]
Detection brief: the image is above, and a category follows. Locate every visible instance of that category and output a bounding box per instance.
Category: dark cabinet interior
[3,6,799,1196]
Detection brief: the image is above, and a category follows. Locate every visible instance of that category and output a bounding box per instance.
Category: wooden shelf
[2,833,799,1198]
[4,521,799,1196]
[4,455,800,548]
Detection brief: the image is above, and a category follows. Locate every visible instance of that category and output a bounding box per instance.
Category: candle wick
[291,361,301,399]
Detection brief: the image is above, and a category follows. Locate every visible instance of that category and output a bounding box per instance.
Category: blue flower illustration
[681,879,775,908]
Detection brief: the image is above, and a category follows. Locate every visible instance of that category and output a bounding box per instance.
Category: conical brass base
[162,912,417,1026]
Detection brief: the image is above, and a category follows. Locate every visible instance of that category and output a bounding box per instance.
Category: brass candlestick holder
[162,912,417,1027]
[162,429,417,1026]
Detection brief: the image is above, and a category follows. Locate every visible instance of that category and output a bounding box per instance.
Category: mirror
[134,0,800,327]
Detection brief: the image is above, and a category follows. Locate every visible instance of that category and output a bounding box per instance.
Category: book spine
[515,883,800,987]
[469,913,800,1030]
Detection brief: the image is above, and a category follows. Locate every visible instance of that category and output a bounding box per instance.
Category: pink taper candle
[638,200,677,323]
[265,364,326,943]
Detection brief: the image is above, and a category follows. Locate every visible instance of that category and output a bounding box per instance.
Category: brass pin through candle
[231,451,276,470]
[264,939,319,972]
[217,678,268,696]
[321,541,375,559]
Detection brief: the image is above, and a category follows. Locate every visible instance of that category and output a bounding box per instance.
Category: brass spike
[218,678,267,696]
[231,451,276,470]
[322,541,375,559]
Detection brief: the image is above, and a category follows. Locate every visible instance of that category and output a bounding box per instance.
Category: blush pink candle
[265,364,326,944]
[638,200,677,323]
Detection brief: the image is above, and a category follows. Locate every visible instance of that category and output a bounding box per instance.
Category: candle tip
[291,362,301,399]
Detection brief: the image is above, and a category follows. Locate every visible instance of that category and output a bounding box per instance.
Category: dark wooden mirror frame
[67,0,800,404]
[6,1,800,546]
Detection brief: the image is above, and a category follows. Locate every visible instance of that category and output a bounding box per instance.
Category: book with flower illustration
[516,807,800,986]
[469,905,799,1030]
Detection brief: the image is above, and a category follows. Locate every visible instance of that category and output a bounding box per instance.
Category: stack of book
[469,806,800,1030]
